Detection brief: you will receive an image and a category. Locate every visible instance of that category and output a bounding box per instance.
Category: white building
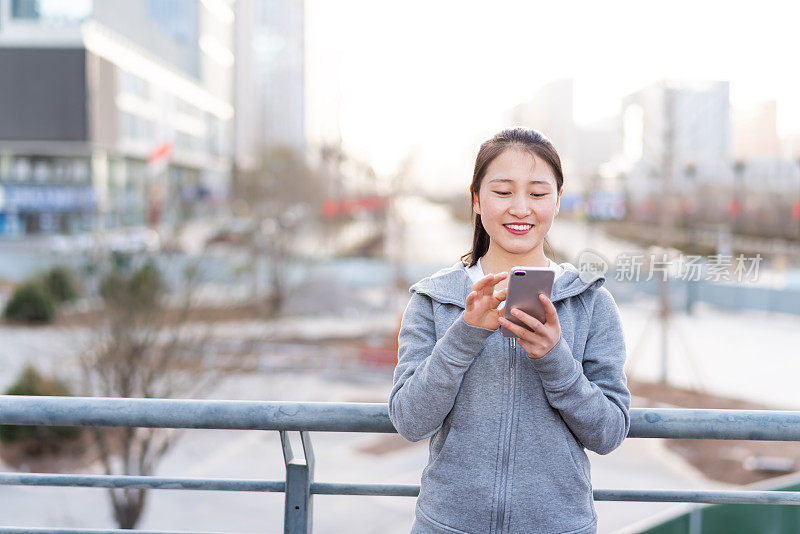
[234,0,306,172]
[512,79,620,196]
[0,0,234,236]
[619,80,731,205]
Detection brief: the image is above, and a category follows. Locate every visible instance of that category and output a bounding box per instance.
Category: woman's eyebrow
[487,178,550,185]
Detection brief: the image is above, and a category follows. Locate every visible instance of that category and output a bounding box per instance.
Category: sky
[305,0,800,191]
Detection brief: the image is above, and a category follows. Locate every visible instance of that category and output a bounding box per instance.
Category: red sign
[322,196,388,218]
[792,201,800,221]
[727,198,741,217]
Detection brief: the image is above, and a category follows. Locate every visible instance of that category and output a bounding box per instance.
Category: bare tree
[79,262,222,529]
[235,144,328,316]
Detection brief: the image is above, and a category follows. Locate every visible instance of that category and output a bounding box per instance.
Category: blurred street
[2,200,800,531]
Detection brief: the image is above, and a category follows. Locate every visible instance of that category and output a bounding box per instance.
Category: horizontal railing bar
[629,408,800,441]
[1,397,800,440]
[0,396,394,432]
[0,528,233,534]
[311,482,420,497]
[0,473,418,497]
[0,473,284,492]
[593,489,800,505]
[2,473,798,505]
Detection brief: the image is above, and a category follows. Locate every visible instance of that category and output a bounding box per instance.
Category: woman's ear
[472,192,481,215]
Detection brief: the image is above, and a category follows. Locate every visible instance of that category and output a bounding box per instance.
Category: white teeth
[504,224,532,231]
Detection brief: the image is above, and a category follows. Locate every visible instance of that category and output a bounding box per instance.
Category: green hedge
[0,365,80,450]
[41,266,79,303]
[3,282,56,323]
[3,266,81,324]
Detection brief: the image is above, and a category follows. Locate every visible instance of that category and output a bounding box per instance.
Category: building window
[12,0,92,23]
[12,0,40,19]
[13,157,31,181]
[32,159,51,183]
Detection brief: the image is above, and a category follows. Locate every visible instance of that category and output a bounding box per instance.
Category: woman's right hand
[463,272,508,330]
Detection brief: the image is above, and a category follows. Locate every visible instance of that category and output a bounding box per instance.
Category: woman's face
[473,147,562,257]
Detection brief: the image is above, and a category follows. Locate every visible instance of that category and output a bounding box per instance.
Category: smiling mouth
[503,223,533,235]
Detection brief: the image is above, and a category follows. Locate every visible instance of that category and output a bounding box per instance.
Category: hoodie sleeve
[528,286,631,455]
[388,290,495,442]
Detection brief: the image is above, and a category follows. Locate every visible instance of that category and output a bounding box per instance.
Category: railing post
[281,430,315,534]
[688,506,702,534]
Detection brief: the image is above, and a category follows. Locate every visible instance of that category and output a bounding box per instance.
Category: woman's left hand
[497,293,561,360]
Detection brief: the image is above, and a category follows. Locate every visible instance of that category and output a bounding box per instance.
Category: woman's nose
[508,196,532,217]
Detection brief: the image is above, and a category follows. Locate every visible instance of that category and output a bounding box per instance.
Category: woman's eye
[531,193,546,198]
[493,191,511,196]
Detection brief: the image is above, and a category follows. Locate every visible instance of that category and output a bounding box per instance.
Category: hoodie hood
[409,260,605,309]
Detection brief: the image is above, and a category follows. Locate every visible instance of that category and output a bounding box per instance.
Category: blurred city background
[0,0,798,532]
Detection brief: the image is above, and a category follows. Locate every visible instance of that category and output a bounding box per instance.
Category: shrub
[0,365,79,451]
[100,262,164,312]
[41,266,79,303]
[3,282,56,323]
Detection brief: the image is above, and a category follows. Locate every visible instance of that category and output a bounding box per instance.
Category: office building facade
[0,0,234,236]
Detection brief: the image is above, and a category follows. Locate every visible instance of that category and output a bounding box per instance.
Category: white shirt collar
[465,256,562,285]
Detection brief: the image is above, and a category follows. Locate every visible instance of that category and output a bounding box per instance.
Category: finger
[509,308,544,331]
[492,290,508,309]
[482,272,508,297]
[498,316,533,341]
[489,271,509,286]
[471,273,494,293]
[540,293,558,324]
[480,275,496,297]
[465,290,477,309]
[492,288,508,303]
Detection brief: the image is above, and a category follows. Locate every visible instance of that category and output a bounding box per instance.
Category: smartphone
[500,266,555,338]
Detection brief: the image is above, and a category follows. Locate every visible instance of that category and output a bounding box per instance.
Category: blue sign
[587,190,626,220]
[1,185,96,211]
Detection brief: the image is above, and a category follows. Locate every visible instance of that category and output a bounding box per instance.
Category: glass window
[53,158,69,182]
[32,159,51,182]
[12,0,40,19]
[13,157,31,181]
[0,154,12,182]
[73,159,90,183]
[12,0,92,23]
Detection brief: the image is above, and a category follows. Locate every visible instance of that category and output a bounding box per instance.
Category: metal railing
[0,395,799,533]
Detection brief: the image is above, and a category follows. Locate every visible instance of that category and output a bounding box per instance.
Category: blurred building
[732,100,781,161]
[730,102,800,236]
[617,80,731,210]
[784,134,800,160]
[512,79,575,168]
[731,100,799,195]
[511,79,621,199]
[0,0,234,237]
[234,0,306,175]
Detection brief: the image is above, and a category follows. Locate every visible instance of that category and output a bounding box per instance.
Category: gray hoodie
[389,260,630,534]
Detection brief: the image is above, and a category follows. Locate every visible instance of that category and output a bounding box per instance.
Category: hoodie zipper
[495,336,517,533]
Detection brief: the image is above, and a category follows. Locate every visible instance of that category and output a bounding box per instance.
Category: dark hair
[460,127,565,267]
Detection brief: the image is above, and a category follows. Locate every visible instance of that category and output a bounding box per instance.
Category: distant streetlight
[795,158,800,241]
[682,163,696,230]
[731,161,745,235]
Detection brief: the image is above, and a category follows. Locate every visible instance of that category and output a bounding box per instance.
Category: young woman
[389,127,630,534]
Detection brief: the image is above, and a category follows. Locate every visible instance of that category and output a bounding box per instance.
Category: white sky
[305,0,800,190]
